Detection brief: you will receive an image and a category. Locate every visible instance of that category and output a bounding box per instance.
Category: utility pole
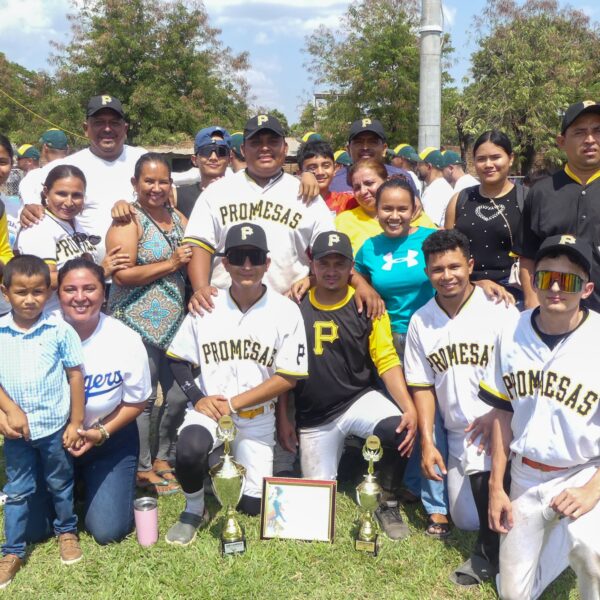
[418,0,443,151]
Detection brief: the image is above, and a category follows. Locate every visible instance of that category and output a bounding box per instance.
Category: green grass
[0,469,579,600]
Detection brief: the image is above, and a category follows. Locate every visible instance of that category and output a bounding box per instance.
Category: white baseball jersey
[24,145,147,261]
[404,286,519,458]
[479,308,600,468]
[182,170,335,294]
[81,314,151,428]
[167,287,308,404]
[16,210,99,314]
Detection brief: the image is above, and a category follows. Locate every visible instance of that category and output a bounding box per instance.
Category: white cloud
[0,0,69,34]
[254,31,271,45]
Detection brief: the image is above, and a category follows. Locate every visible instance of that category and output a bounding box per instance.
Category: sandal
[449,555,497,587]
[153,461,178,483]
[425,515,451,539]
[136,474,180,496]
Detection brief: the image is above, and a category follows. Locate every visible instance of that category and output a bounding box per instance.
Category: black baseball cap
[311,231,354,261]
[223,223,269,253]
[86,95,125,119]
[535,234,592,276]
[243,114,285,140]
[348,118,386,142]
[560,100,600,134]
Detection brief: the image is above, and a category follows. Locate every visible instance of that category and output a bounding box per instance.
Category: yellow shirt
[335,206,437,255]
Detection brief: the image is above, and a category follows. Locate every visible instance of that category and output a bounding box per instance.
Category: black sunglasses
[74,233,101,246]
[196,144,229,159]
[226,248,267,266]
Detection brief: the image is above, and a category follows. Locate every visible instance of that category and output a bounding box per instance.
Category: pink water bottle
[134,497,159,547]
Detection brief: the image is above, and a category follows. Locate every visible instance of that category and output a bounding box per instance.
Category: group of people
[0,93,599,600]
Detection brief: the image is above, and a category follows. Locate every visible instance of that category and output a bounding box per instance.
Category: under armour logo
[381,250,418,271]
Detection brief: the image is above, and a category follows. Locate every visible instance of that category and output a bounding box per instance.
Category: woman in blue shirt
[354,177,450,538]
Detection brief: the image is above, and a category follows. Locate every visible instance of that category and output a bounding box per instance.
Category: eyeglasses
[196,144,229,159]
[226,248,267,266]
[533,270,585,293]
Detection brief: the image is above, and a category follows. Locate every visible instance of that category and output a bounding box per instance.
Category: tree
[51,0,252,145]
[304,0,453,148]
[290,102,317,138]
[461,0,600,173]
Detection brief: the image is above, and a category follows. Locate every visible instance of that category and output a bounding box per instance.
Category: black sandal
[425,515,451,538]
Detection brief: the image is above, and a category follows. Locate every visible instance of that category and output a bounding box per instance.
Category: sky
[1,0,598,123]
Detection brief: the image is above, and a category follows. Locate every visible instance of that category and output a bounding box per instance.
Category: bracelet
[227,397,237,414]
[94,421,110,446]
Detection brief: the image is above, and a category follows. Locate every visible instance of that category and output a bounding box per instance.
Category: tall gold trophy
[355,435,383,555]
[209,415,247,555]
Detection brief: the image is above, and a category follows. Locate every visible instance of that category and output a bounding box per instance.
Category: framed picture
[260,477,336,543]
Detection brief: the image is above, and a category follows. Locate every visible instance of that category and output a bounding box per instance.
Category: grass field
[0,451,580,600]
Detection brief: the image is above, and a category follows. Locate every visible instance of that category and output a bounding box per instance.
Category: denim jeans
[3,427,77,558]
[139,342,188,471]
[23,420,139,546]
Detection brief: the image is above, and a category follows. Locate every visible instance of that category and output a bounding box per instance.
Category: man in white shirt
[417,148,455,227]
[442,150,479,193]
[19,95,146,262]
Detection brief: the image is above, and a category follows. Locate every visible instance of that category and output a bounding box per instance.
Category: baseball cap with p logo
[223,223,269,253]
[86,95,126,118]
[243,114,286,140]
[311,231,354,261]
[534,234,592,276]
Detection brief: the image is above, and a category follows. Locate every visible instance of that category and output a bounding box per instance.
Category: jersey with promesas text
[167,287,308,403]
[479,308,600,468]
[404,286,519,446]
[182,170,335,294]
[294,288,400,428]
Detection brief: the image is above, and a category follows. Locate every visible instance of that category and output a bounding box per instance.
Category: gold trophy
[209,415,247,555]
[355,435,383,555]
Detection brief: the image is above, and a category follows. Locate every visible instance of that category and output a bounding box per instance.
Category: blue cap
[194,126,232,153]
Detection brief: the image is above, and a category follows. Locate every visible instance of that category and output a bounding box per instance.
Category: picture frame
[260,477,336,543]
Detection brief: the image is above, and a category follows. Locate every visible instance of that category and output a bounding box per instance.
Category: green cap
[419,147,445,169]
[17,144,40,160]
[334,150,352,166]
[230,131,244,158]
[39,129,68,150]
[442,150,462,167]
[394,144,419,162]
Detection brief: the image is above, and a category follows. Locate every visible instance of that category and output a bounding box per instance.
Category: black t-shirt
[294,291,378,428]
[455,185,521,282]
[176,183,202,219]
[514,168,600,312]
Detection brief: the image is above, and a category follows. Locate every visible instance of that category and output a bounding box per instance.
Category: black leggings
[175,424,262,517]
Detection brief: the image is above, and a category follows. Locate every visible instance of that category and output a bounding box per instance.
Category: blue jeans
[402,408,449,515]
[3,427,77,558]
[24,420,139,546]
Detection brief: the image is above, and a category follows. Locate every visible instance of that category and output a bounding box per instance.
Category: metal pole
[418,0,443,151]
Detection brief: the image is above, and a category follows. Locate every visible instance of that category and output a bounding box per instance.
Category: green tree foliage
[304,0,422,147]
[304,0,453,148]
[290,102,317,139]
[460,0,600,173]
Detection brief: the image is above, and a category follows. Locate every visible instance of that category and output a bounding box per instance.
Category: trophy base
[222,536,246,556]
[355,535,379,556]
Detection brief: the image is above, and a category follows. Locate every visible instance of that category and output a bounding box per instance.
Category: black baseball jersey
[294,288,400,428]
[514,167,600,310]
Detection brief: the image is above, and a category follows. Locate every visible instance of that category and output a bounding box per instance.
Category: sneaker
[58,532,83,565]
[165,510,209,546]
[375,503,410,541]
[0,554,22,589]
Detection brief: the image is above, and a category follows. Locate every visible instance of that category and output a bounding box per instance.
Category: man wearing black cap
[165,223,308,545]
[481,234,600,600]
[516,100,600,311]
[19,95,146,261]
[329,118,417,195]
[277,230,417,540]
[183,113,335,310]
